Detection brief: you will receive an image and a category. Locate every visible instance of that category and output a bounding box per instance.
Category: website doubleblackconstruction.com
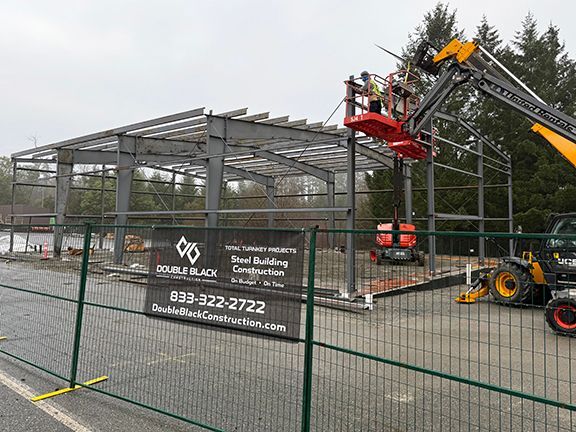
[150,303,289,334]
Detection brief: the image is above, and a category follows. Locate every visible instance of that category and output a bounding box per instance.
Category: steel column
[425,121,436,273]
[205,118,226,229]
[508,161,514,254]
[99,165,106,249]
[171,172,177,225]
[327,172,335,248]
[404,163,413,224]
[113,138,134,264]
[478,141,485,264]
[204,117,227,269]
[266,182,275,228]
[54,149,74,256]
[345,77,356,295]
[9,161,17,252]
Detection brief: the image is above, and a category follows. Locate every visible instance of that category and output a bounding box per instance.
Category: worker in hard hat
[360,71,382,114]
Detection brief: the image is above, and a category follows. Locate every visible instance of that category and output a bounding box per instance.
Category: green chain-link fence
[0,223,575,431]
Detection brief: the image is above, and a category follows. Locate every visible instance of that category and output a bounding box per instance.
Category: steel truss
[9,102,512,291]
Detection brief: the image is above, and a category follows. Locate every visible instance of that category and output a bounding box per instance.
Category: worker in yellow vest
[360,70,382,114]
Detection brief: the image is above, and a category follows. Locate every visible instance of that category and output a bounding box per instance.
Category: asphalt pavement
[0,355,203,432]
[1,258,575,431]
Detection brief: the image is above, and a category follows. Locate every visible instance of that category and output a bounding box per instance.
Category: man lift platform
[344,69,429,265]
[344,70,428,160]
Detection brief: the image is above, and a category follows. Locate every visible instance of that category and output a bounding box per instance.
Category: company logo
[558,258,576,267]
[176,236,201,266]
[487,82,576,135]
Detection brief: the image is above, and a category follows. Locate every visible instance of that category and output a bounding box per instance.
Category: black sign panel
[144,228,305,339]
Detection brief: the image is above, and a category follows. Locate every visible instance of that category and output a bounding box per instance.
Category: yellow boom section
[531,123,576,169]
[433,39,479,64]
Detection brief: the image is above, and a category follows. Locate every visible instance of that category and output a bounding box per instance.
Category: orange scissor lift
[344,71,428,265]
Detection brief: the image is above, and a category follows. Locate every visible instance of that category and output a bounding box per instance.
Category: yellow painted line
[0,337,7,341]
[31,375,108,402]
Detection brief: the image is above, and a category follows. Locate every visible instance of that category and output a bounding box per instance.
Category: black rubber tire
[545,298,576,337]
[489,263,534,305]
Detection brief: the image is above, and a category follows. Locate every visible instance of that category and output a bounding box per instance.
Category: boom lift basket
[344,71,429,160]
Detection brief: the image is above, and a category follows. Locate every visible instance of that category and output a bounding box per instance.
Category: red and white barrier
[41,240,49,260]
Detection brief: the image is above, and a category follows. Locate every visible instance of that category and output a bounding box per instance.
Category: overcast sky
[1,0,574,156]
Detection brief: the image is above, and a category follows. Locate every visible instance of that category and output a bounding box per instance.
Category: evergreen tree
[472,17,509,227]
[364,8,576,233]
[366,2,472,230]
[500,15,576,231]
[402,2,465,64]
[0,157,12,206]
[175,174,203,211]
[475,15,502,54]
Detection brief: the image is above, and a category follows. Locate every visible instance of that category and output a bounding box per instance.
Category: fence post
[69,222,92,388]
[301,227,317,432]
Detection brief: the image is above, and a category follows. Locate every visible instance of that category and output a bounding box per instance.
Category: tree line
[2,3,575,232]
[364,3,576,233]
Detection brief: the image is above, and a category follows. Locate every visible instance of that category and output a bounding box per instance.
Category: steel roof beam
[259,115,290,124]
[158,140,334,182]
[141,108,252,140]
[74,150,117,165]
[206,115,340,143]
[21,108,254,157]
[12,107,205,158]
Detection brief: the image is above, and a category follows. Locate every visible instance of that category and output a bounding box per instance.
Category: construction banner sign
[144,228,305,339]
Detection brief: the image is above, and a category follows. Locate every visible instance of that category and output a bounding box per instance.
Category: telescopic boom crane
[409,39,576,168]
[418,40,576,336]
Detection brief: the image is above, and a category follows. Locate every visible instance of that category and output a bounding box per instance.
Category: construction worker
[360,71,382,114]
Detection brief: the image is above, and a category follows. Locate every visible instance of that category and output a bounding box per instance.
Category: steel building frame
[9,101,512,292]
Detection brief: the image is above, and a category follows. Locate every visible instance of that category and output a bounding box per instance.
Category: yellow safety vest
[368,79,381,102]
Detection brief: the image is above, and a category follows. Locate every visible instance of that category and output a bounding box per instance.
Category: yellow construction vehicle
[407,39,576,335]
[410,38,576,167]
[456,214,576,335]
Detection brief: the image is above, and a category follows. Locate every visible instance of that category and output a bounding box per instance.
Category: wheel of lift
[545,297,576,336]
[488,263,533,305]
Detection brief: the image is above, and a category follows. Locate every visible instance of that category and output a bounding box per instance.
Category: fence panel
[74,225,308,431]
[309,229,576,432]
[0,224,86,380]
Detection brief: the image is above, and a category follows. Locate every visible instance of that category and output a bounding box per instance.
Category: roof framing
[12,106,399,181]
[11,105,510,183]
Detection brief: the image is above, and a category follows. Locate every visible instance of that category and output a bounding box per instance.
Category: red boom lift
[344,71,427,265]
